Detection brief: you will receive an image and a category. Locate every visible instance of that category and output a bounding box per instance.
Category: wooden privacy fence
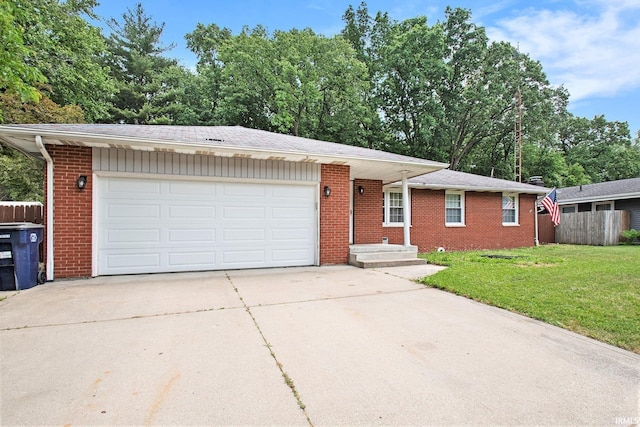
[538,214,556,244]
[0,202,44,224]
[556,210,630,246]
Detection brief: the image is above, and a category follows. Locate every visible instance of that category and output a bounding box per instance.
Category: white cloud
[486,0,640,101]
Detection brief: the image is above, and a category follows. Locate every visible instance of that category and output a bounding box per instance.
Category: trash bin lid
[0,222,44,230]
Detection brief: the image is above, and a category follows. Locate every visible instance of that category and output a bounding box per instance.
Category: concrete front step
[349,250,418,262]
[348,244,426,269]
[351,258,428,269]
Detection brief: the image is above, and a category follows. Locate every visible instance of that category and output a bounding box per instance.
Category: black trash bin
[0,223,44,291]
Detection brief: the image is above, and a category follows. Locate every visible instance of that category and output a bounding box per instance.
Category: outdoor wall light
[323,185,331,197]
[76,175,87,190]
[358,185,365,195]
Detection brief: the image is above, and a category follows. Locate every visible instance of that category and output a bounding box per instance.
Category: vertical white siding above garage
[92,148,320,182]
[92,148,319,275]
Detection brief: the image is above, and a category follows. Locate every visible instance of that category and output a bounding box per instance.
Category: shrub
[621,229,640,244]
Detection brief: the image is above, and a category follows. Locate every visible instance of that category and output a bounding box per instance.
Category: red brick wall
[48,145,93,278]
[320,164,350,264]
[376,189,538,252]
[353,179,383,244]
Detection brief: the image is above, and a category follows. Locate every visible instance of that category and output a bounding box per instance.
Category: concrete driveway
[1,265,638,426]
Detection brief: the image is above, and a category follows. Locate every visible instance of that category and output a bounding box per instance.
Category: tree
[0,91,85,201]
[558,115,640,182]
[185,23,232,124]
[104,3,178,124]
[0,0,47,120]
[195,26,370,144]
[16,0,114,122]
[373,16,447,158]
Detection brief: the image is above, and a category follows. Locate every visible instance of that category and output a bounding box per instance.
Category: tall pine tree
[104,3,177,124]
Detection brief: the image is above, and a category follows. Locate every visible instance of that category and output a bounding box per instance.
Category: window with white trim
[445,191,465,226]
[561,205,576,214]
[502,193,518,225]
[383,190,407,226]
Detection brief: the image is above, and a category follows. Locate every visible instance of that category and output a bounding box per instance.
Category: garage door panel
[272,206,310,219]
[168,229,216,243]
[107,229,161,244]
[167,181,217,199]
[272,248,314,262]
[105,252,161,269]
[223,250,265,264]
[272,185,311,198]
[272,228,313,241]
[223,184,265,197]
[168,251,216,266]
[223,206,265,219]
[98,177,316,275]
[168,205,216,219]
[223,229,265,241]
[107,203,161,219]
[106,179,161,195]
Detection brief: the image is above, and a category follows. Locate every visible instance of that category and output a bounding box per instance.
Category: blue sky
[93,0,640,136]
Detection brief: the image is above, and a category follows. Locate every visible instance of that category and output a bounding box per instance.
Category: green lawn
[420,245,640,353]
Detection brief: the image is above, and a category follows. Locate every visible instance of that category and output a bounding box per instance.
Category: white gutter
[35,136,54,281]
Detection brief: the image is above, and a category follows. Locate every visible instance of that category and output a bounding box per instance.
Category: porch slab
[349,244,427,268]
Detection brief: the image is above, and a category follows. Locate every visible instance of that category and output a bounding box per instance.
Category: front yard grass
[420,245,640,353]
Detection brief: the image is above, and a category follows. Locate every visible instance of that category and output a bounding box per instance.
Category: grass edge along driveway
[420,245,640,354]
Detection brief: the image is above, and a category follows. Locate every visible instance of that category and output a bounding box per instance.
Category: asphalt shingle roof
[556,178,640,203]
[2,124,444,166]
[390,169,549,194]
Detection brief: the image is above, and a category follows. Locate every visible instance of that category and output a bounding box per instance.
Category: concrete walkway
[1,265,638,426]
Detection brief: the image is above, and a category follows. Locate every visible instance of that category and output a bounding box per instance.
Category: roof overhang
[558,193,640,204]
[0,126,447,184]
[384,182,549,195]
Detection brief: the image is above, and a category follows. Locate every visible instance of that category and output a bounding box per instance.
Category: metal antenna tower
[513,43,523,183]
[514,87,522,182]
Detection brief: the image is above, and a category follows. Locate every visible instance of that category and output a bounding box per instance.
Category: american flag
[541,188,560,227]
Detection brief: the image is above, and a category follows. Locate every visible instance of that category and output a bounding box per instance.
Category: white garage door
[97,176,316,275]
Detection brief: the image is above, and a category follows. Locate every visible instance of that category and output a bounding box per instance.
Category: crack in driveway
[225,272,314,427]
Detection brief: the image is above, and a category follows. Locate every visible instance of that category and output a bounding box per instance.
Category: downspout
[401,171,411,246]
[36,136,54,281]
[534,196,540,247]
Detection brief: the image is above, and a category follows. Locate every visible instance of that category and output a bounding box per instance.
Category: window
[383,190,407,226]
[594,202,613,211]
[502,193,518,225]
[445,191,465,226]
[561,205,576,214]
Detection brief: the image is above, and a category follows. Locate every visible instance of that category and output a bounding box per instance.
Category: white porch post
[402,171,410,246]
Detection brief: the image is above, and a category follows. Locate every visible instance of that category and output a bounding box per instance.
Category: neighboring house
[353,169,549,252]
[556,178,640,230]
[0,124,447,280]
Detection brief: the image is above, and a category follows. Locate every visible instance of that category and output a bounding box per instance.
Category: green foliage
[421,245,640,353]
[0,146,43,202]
[15,0,114,122]
[0,0,47,119]
[558,114,640,183]
[188,25,371,145]
[621,229,640,245]
[104,3,178,124]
